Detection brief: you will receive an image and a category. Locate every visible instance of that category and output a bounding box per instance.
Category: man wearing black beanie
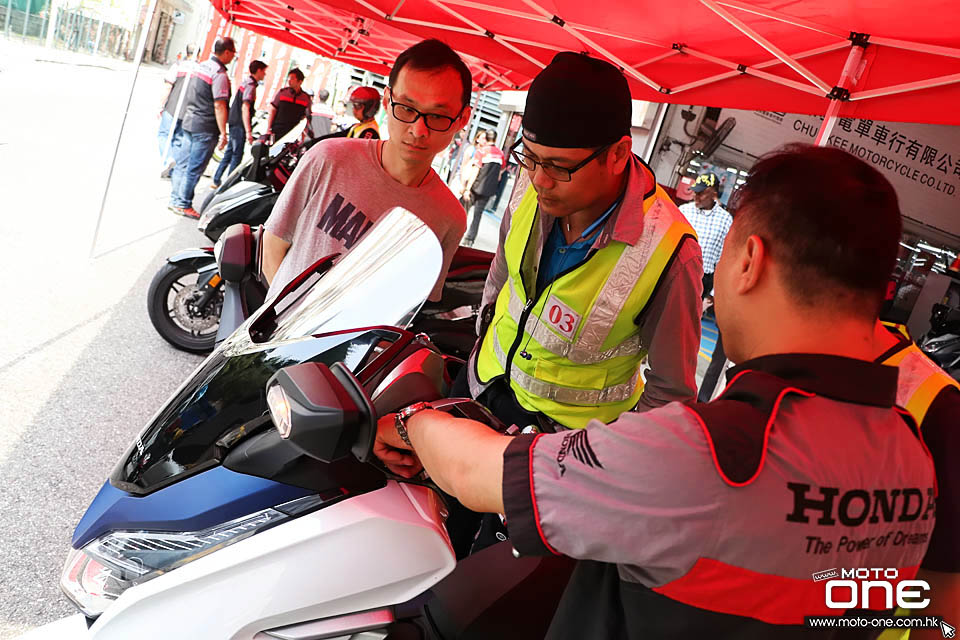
[456,52,703,434]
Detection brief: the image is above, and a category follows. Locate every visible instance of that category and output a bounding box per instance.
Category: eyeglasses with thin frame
[509,138,610,182]
[387,89,465,132]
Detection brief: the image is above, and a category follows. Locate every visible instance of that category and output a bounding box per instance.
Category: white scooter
[22,209,572,640]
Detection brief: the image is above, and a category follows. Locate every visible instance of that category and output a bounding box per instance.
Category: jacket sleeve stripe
[502,433,560,556]
[653,557,923,624]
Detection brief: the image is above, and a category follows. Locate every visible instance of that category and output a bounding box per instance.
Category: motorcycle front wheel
[147,262,221,354]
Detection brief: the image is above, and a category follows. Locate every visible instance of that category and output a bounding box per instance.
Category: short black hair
[213,38,235,55]
[731,144,901,315]
[484,129,497,142]
[185,44,195,57]
[389,39,472,109]
[288,67,305,82]
[249,60,267,75]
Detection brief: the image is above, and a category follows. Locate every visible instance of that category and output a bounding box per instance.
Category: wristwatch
[394,401,433,447]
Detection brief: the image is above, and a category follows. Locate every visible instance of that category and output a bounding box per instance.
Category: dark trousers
[464,194,492,243]
[213,124,245,184]
[170,130,218,208]
[698,272,727,402]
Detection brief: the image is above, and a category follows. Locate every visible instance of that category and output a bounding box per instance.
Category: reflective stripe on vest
[488,324,644,404]
[476,182,695,428]
[881,321,912,341]
[883,342,959,425]
[348,121,379,138]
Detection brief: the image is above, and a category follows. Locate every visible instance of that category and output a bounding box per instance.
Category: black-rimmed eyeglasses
[388,94,464,132]
[510,138,610,182]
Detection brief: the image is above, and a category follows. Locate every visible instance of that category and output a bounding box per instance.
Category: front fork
[192,262,223,311]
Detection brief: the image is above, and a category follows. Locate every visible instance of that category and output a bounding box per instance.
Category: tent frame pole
[869,36,960,59]
[517,0,663,91]
[851,73,960,101]
[681,45,826,96]
[713,0,844,38]
[699,0,831,93]
[814,43,866,147]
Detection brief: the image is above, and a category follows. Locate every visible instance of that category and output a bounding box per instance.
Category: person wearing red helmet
[344,86,381,139]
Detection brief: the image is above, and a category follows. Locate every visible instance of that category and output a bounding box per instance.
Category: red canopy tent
[205,0,521,91]
[209,0,960,142]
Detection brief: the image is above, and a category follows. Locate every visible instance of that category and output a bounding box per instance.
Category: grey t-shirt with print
[265,138,467,301]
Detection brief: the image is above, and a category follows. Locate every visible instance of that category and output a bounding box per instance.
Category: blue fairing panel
[73,466,312,549]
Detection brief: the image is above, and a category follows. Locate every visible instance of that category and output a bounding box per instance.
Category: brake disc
[172,284,222,333]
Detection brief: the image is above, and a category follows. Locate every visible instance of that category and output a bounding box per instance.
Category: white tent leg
[88,0,160,257]
[814,42,866,147]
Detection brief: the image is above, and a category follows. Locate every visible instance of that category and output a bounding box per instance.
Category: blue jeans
[157,111,184,165]
[170,130,218,209]
[213,124,246,184]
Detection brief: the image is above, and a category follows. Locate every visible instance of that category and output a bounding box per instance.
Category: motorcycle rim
[147,262,221,354]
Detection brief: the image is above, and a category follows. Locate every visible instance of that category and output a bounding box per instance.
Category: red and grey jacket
[270,87,311,139]
[182,56,231,135]
[228,75,259,128]
[162,61,193,119]
[502,354,936,638]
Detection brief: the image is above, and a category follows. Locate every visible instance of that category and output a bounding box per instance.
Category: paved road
[0,41,209,637]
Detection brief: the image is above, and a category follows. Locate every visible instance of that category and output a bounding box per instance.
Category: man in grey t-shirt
[262,39,474,301]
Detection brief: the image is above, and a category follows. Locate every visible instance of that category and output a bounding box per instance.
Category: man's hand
[702,295,714,316]
[246,131,254,145]
[218,133,228,151]
[374,414,423,477]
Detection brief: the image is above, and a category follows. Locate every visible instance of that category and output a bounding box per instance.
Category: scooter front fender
[166,247,215,268]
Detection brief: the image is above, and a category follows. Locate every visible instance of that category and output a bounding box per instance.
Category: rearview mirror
[215,223,253,284]
[265,362,376,463]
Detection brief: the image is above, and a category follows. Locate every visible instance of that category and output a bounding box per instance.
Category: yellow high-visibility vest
[476,181,695,429]
[347,120,380,139]
[877,322,957,640]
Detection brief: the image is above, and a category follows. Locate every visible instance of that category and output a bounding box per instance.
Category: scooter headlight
[267,382,293,438]
[60,495,323,617]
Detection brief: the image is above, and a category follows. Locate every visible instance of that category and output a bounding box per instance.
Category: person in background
[463,128,504,246]
[157,44,195,179]
[169,37,235,219]
[452,130,486,208]
[874,319,960,640]
[266,68,311,142]
[678,172,733,401]
[212,59,267,189]
[343,86,381,139]
[307,88,336,138]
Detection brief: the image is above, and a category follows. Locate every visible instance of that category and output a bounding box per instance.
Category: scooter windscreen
[110,208,442,496]
[224,206,443,354]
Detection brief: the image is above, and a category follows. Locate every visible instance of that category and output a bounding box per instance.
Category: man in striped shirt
[679,172,733,400]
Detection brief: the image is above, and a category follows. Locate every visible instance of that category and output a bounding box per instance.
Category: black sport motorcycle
[148,138,314,353]
[919,303,960,380]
